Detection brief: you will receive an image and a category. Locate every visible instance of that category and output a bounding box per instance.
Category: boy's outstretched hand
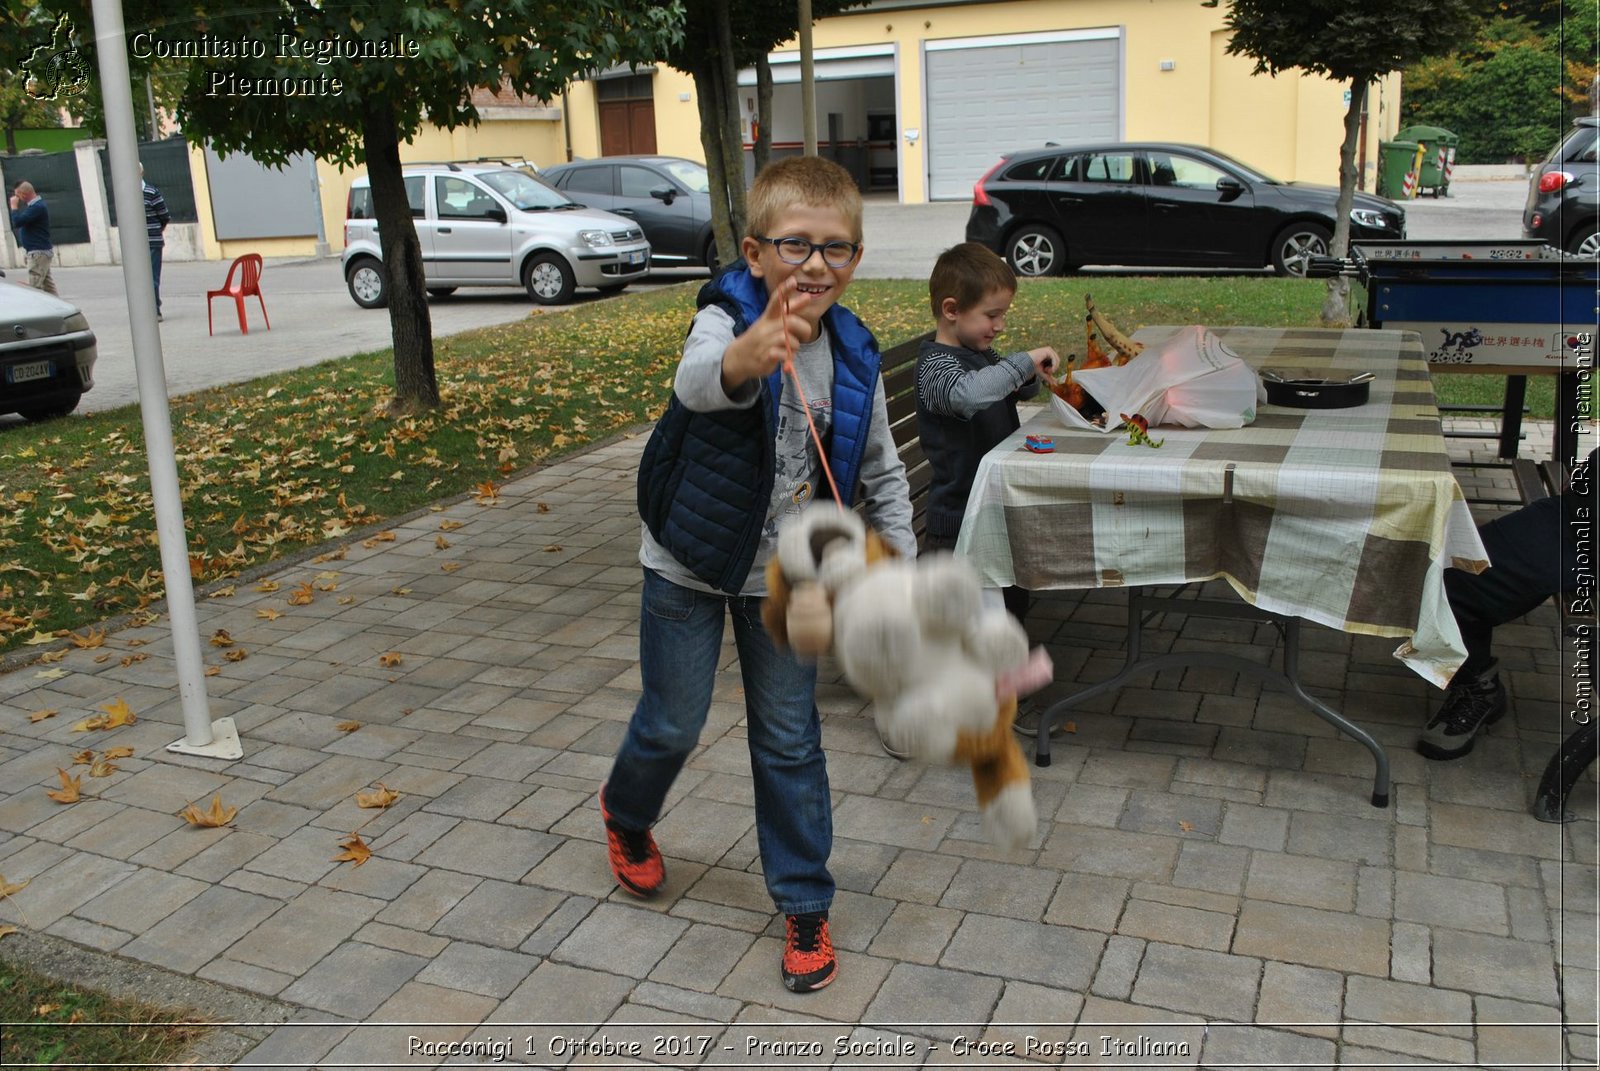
[1026,346,1060,381]
[722,276,815,393]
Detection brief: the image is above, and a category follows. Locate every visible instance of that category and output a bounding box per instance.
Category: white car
[0,275,96,421]
[341,163,652,307]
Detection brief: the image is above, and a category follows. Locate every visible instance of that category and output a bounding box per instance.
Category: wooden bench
[1512,456,1567,505]
[877,331,935,547]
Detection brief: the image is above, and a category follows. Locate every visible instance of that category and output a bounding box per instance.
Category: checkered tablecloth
[954,326,1490,686]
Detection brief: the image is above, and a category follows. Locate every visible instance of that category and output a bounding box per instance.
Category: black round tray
[1264,378,1370,409]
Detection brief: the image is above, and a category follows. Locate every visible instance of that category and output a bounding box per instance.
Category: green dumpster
[1396,124,1456,197]
[1377,140,1421,200]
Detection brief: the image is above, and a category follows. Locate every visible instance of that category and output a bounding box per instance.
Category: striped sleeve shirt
[143,182,170,245]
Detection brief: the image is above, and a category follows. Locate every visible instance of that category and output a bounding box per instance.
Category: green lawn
[0,960,209,1067]
[0,275,1555,653]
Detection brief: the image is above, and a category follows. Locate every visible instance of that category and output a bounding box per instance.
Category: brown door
[599,100,657,156]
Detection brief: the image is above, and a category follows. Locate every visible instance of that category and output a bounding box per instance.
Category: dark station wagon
[966,142,1407,278]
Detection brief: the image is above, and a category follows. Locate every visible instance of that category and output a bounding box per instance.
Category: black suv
[965,142,1405,277]
[1523,116,1598,258]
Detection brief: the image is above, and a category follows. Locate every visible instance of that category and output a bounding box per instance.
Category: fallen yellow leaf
[67,628,106,649]
[335,720,360,733]
[377,652,403,668]
[254,580,281,593]
[256,607,283,621]
[223,649,248,663]
[119,653,147,667]
[28,709,58,723]
[1178,820,1195,833]
[203,666,222,677]
[207,585,236,599]
[286,582,315,606]
[362,531,397,548]
[22,631,59,646]
[98,698,136,729]
[209,629,235,647]
[390,587,412,596]
[34,668,67,681]
[332,832,372,867]
[337,596,356,605]
[102,746,134,760]
[440,562,463,573]
[0,925,17,941]
[38,650,66,664]
[70,749,94,765]
[435,535,451,550]
[0,874,31,899]
[71,715,108,733]
[179,794,237,828]
[45,768,82,804]
[89,759,118,778]
[439,519,465,531]
[543,544,563,553]
[356,783,401,809]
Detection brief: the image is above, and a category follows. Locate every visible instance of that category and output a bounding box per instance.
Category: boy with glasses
[602,156,914,994]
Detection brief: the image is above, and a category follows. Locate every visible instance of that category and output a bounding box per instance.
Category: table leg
[1033,588,1392,808]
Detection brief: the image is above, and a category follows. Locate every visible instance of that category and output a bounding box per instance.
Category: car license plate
[6,360,52,384]
[627,251,646,267]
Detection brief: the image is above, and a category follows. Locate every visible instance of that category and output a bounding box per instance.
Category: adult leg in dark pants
[1422,496,1566,759]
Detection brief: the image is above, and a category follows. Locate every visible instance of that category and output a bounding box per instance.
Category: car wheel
[426,287,458,298]
[346,257,387,309]
[18,394,80,423]
[524,253,576,305]
[1004,225,1067,277]
[702,235,722,272]
[1567,224,1600,259]
[1271,223,1331,277]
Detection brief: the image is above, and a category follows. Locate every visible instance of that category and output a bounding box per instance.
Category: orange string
[781,296,844,507]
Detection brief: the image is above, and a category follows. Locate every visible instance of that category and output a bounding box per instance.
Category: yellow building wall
[186,0,1415,256]
[709,0,1398,203]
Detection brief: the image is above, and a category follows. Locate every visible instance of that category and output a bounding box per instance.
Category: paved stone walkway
[0,419,1593,1070]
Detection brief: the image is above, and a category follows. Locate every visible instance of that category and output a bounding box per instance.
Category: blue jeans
[605,567,834,916]
[149,244,163,312]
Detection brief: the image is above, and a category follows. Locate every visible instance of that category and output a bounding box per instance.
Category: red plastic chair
[207,254,270,336]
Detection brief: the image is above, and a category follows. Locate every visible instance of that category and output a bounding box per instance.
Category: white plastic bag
[1049,325,1263,432]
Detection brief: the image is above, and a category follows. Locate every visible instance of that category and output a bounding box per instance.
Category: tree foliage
[1224,0,1491,324]
[655,0,865,266]
[47,0,683,412]
[1403,3,1597,163]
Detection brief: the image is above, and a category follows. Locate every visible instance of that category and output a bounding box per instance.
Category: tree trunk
[754,54,773,176]
[1321,77,1367,327]
[696,62,738,268]
[713,0,748,240]
[4,125,16,156]
[360,94,440,412]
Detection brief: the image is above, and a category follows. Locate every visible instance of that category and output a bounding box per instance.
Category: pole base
[166,717,243,760]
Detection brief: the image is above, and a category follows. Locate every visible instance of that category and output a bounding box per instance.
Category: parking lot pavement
[29,180,1529,417]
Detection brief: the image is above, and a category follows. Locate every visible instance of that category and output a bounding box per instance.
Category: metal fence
[101,136,198,226]
[1,149,89,245]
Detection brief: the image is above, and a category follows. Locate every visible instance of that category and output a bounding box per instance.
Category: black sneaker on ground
[1418,661,1508,760]
[781,911,837,993]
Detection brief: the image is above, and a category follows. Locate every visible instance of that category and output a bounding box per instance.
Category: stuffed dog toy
[762,504,1043,848]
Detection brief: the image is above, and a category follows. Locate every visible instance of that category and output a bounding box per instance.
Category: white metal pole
[89,0,239,760]
[799,0,816,156]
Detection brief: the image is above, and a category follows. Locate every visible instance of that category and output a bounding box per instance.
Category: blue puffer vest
[637,265,882,593]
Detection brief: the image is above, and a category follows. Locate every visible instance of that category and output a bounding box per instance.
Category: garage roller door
[925,30,1120,200]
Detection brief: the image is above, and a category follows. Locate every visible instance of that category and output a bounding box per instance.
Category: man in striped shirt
[142,165,170,321]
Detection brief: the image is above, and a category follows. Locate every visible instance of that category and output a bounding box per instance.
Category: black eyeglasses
[755,235,860,268]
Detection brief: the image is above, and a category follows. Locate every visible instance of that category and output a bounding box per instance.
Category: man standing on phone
[8,181,57,295]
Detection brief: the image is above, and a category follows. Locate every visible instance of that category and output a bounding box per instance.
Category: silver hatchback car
[0,275,97,421]
[342,163,652,307]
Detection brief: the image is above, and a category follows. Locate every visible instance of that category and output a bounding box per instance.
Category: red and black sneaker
[599,785,664,897]
[781,912,837,993]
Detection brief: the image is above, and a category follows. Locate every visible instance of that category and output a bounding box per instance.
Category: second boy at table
[915,241,1058,624]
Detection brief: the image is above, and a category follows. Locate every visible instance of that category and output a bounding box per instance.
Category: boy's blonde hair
[928,242,1017,318]
[745,156,863,241]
